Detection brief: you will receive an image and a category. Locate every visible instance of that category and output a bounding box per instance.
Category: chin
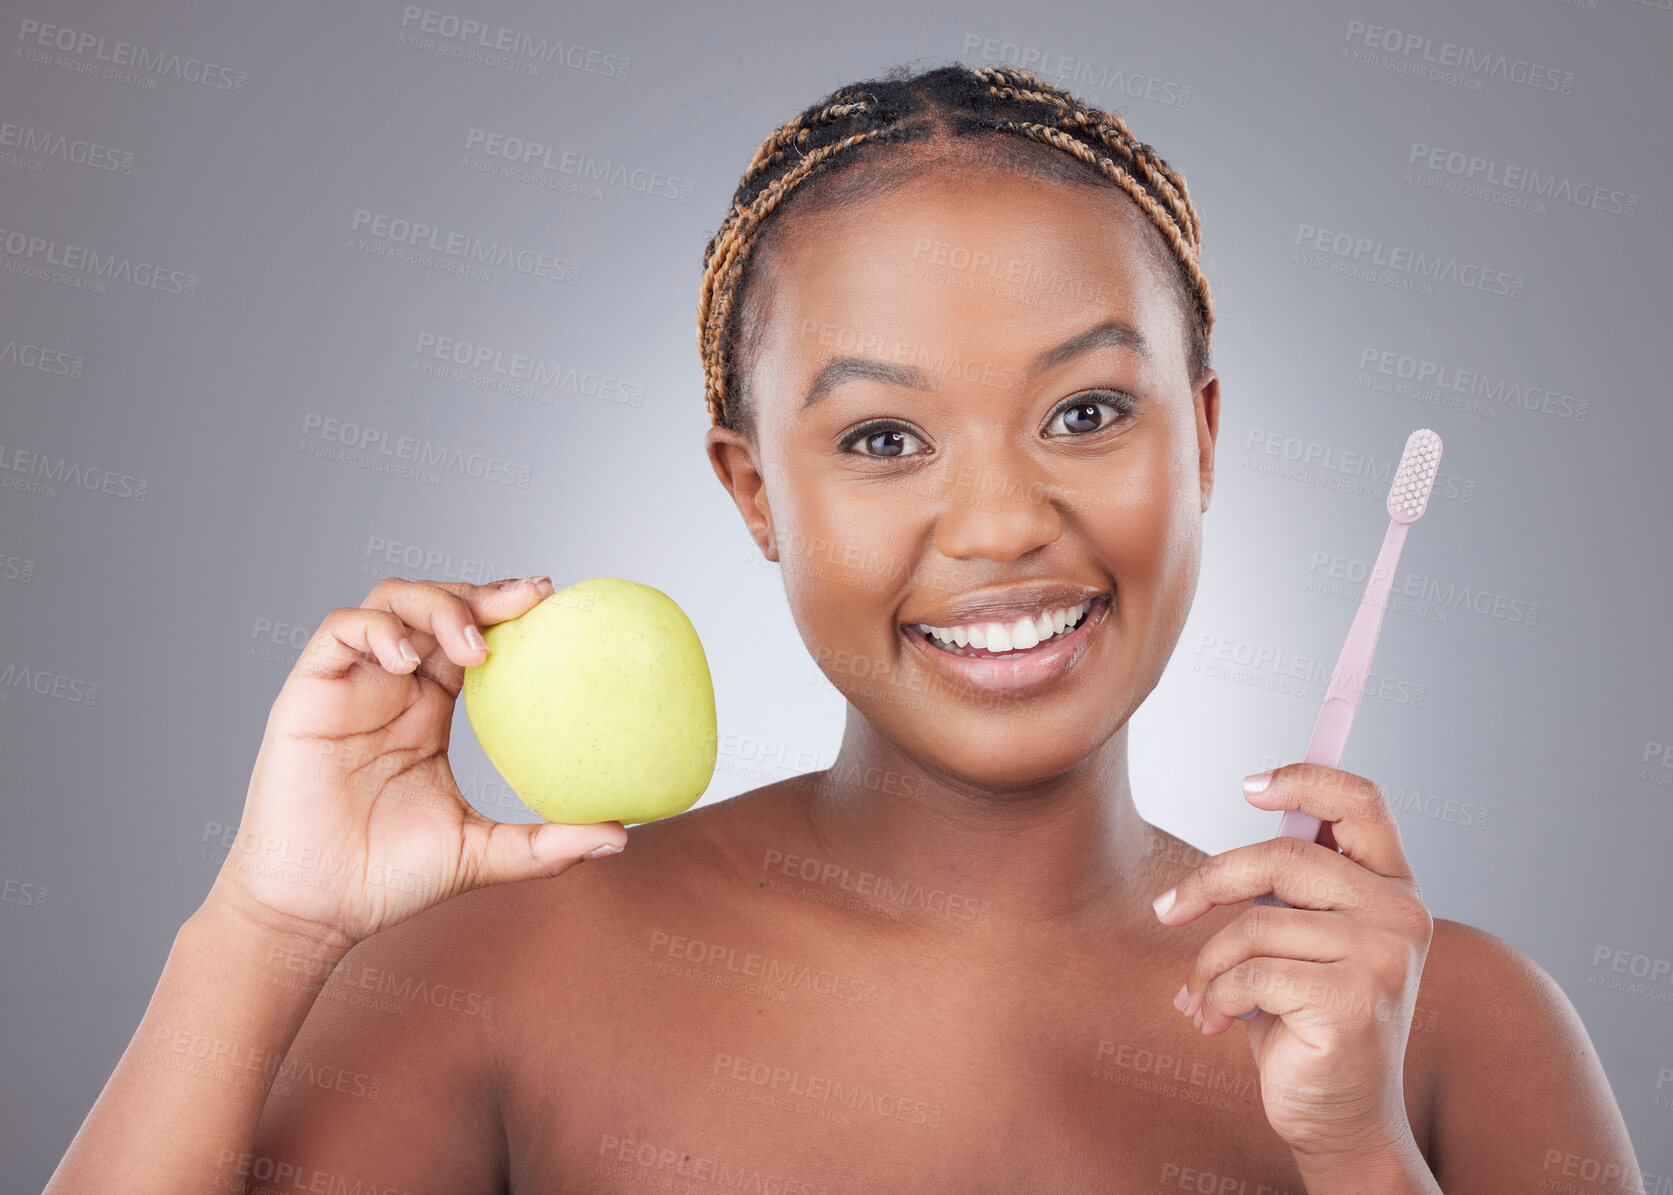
[892,715,1111,795]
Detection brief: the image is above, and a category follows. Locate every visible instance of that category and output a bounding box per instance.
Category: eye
[839,421,930,459]
[1043,391,1136,438]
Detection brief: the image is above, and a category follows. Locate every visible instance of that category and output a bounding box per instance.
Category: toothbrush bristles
[1388,428,1443,522]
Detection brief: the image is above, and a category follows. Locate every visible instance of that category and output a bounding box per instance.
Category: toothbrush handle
[1237,518,1407,1019]
[1272,515,1407,848]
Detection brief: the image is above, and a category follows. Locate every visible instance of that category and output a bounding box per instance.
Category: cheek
[1083,444,1200,593]
[773,471,910,616]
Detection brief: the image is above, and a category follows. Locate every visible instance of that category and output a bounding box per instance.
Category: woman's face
[705,158,1220,792]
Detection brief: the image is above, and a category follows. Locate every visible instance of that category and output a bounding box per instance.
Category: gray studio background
[2,0,1669,1186]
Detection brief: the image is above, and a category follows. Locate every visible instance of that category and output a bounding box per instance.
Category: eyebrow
[800,319,1150,411]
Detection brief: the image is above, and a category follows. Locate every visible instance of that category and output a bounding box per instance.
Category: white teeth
[918,600,1093,655]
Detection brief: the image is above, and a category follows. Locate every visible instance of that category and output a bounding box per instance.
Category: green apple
[462,577,717,825]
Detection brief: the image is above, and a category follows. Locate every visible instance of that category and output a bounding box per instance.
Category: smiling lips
[898,593,1114,698]
[914,599,1093,657]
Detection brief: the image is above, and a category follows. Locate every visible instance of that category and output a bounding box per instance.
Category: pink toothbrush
[1235,428,1443,1020]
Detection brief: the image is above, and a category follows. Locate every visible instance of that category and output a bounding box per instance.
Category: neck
[798,705,1168,939]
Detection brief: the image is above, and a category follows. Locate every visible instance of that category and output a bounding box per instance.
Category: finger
[293,606,431,685]
[1154,835,1379,924]
[1178,904,1353,1021]
[1192,957,1344,1034]
[462,575,558,627]
[1245,763,1417,886]
[360,576,554,680]
[458,813,630,888]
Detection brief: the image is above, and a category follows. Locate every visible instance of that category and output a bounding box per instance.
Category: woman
[46,63,1641,1194]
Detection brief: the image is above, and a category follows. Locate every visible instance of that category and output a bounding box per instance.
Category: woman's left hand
[1152,762,1434,1164]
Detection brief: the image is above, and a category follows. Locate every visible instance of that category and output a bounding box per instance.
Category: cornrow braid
[697,62,1213,432]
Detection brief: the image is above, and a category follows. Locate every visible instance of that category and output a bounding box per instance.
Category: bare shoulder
[440,781,806,1019]
[1407,916,1642,1190]
[1414,916,1583,1065]
[473,780,799,938]
[1419,916,1566,1009]
[251,786,793,1192]
[346,781,804,978]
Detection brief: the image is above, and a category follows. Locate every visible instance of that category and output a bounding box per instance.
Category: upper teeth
[916,600,1092,653]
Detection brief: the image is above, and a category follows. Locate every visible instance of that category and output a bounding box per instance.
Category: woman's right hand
[206,575,628,949]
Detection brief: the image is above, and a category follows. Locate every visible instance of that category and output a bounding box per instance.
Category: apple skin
[462,577,717,826]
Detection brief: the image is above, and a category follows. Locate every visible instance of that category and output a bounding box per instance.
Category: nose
[931,452,1066,563]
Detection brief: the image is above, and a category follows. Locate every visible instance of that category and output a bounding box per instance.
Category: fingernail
[583,842,622,860]
[1243,770,1273,795]
[1173,982,1190,1013]
[531,576,554,596]
[1193,1008,1205,1030]
[397,638,421,666]
[464,625,488,652]
[1152,887,1176,920]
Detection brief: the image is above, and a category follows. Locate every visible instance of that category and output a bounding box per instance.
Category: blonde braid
[697,63,1213,430]
[973,66,1206,283]
[975,118,1214,349]
[699,128,893,428]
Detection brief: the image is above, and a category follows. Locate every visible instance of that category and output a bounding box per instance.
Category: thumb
[462,818,628,888]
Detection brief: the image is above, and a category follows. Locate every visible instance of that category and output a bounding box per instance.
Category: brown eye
[843,425,928,457]
[1044,394,1134,437]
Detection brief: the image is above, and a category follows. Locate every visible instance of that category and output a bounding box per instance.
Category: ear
[705,424,778,562]
[1193,369,1220,514]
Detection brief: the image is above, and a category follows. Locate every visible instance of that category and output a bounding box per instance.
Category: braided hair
[697,61,1214,436]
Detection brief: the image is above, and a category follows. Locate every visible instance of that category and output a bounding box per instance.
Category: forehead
[747,159,1185,389]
